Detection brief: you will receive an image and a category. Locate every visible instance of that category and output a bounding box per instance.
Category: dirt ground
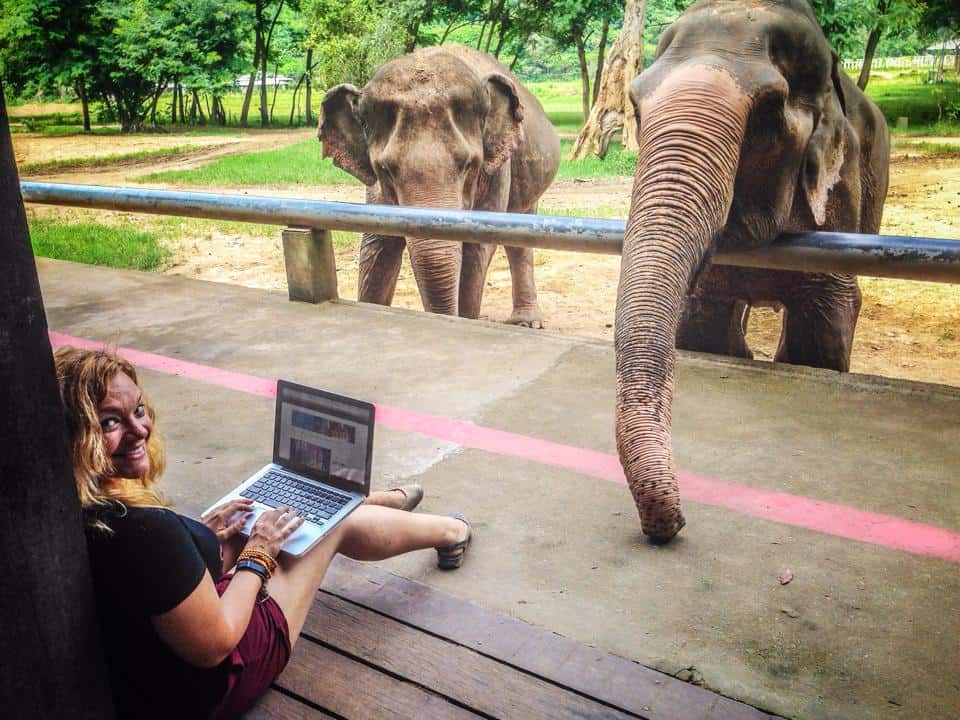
[15,129,960,388]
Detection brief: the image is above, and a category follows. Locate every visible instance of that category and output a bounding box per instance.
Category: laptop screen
[273,381,374,493]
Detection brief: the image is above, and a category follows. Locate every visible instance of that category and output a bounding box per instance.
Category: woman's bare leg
[266,506,468,645]
[363,488,409,509]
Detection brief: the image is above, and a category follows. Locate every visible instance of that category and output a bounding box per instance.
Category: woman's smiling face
[98,372,153,479]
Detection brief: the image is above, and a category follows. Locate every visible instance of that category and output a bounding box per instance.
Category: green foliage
[304,0,406,89]
[811,0,927,59]
[28,217,171,270]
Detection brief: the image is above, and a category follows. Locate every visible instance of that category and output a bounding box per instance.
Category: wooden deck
[245,558,781,720]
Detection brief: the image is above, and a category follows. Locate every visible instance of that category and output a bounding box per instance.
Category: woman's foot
[436,513,471,570]
[365,484,424,512]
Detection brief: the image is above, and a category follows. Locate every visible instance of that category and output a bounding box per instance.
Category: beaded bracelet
[237,548,278,576]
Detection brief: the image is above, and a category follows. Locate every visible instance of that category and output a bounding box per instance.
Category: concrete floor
[38,258,960,720]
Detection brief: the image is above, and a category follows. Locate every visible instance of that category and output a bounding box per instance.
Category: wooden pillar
[281,226,339,303]
[0,82,114,717]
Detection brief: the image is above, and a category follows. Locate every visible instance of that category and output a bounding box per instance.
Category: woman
[55,346,471,719]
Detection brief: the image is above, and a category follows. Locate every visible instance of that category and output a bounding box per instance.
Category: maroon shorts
[208,573,292,720]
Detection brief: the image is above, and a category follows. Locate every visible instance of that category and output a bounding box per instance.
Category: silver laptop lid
[273,380,374,496]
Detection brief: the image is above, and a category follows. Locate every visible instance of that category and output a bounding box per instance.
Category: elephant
[319,45,561,327]
[615,0,890,543]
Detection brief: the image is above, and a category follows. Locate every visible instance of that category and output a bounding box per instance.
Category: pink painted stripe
[50,331,960,564]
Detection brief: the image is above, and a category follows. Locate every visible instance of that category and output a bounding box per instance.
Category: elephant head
[319,48,524,315]
[616,0,885,543]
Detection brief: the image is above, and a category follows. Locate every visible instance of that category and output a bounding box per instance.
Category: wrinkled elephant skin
[616,0,890,542]
[320,45,560,327]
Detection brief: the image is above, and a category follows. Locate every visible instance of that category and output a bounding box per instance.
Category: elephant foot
[506,307,544,329]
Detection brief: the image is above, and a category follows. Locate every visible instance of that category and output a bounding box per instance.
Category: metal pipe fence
[21,182,960,284]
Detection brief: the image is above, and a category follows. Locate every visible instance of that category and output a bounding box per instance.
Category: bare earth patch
[15,131,960,388]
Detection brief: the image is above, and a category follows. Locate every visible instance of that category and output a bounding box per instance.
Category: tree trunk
[575,34,591,122]
[439,13,463,44]
[857,0,887,90]
[305,47,314,126]
[405,20,420,53]
[191,89,203,123]
[76,82,91,132]
[270,62,281,123]
[0,81,115,719]
[240,5,263,128]
[148,82,167,125]
[570,0,647,159]
[484,0,506,54]
[593,19,610,106]
[260,0,285,128]
[509,32,533,71]
[259,48,269,127]
[857,27,882,90]
[178,85,186,124]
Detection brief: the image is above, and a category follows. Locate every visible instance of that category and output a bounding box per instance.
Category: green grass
[137,138,354,185]
[21,146,204,174]
[527,79,585,134]
[142,136,638,187]
[29,218,171,270]
[904,141,960,157]
[864,73,960,130]
[556,140,636,179]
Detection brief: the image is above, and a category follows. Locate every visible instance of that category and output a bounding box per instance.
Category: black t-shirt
[85,505,229,719]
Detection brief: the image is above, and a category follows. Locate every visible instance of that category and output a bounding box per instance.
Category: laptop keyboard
[241,470,352,525]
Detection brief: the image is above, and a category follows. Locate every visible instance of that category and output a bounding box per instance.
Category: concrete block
[281,226,339,303]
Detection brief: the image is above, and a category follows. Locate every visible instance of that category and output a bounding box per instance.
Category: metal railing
[21,183,960,295]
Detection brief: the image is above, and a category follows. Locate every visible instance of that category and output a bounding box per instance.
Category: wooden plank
[303,592,638,720]
[275,636,484,720]
[246,689,336,719]
[321,557,781,720]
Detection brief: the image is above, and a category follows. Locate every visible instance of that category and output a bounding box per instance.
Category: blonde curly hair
[54,346,168,516]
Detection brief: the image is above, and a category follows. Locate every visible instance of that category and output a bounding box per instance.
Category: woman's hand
[246,505,305,558]
[201,497,254,543]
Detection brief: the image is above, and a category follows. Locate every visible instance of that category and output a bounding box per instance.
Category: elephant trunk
[616,69,749,543]
[400,188,467,316]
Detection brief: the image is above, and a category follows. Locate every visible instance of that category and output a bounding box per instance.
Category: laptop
[203,379,375,557]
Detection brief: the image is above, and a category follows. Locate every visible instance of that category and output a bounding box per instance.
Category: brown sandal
[389,484,424,512]
[436,513,471,570]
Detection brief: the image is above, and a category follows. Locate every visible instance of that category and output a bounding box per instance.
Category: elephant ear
[482,73,524,175]
[319,84,376,186]
[800,53,848,226]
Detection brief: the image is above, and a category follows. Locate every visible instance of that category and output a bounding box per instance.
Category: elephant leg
[503,245,543,328]
[459,241,497,319]
[676,295,753,359]
[358,232,406,306]
[775,273,862,371]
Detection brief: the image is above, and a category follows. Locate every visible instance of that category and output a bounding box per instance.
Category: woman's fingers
[283,514,306,536]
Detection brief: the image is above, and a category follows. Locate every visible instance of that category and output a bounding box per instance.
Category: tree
[0,0,103,131]
[811,0,924,89]
[570,0,647,159]
[546,0,622,122]
[919,0,960,76]
[304,0,406,90]
[239,0,286,127]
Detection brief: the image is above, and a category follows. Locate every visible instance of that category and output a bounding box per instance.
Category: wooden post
[0,82,114,717]
[281,226,339,303]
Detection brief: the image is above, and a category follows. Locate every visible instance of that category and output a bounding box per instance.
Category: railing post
[281,226,339,303]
